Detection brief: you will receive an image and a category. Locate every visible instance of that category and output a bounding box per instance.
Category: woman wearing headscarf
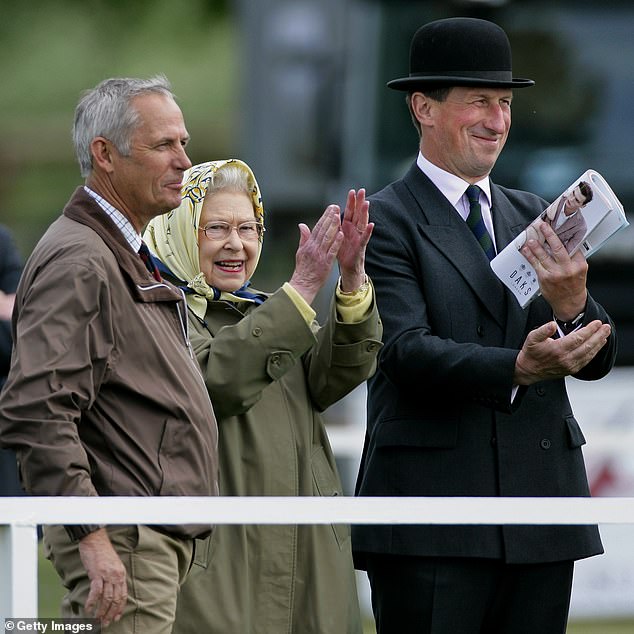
[144,159,382,633]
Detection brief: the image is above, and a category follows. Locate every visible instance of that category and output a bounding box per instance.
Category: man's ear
[410,92,434,128]
[90,137,115,173]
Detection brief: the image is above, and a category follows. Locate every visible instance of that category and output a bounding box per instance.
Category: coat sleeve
[302,284,383,412]
[190,286,383,419]
[189,289,318,420]
[0,258,113,498]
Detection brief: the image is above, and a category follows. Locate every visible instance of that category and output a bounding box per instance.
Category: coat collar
[62,187,183,304]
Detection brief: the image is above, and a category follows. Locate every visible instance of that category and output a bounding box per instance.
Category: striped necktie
[465,185,495,260]
[138,241,162,282]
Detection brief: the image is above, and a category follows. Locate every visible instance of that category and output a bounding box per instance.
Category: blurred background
[3,0,634,342]
[3,0,634,630]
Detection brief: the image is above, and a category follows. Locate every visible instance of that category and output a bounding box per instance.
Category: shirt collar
[416,152,492,208]
[83,186,142,252]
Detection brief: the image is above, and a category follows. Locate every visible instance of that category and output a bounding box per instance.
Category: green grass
[38,542,64,617]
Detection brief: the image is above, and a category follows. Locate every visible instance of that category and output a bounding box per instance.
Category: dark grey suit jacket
[353,162,616,566]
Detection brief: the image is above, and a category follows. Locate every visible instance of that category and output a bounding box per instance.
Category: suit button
[540,438,551,450]
[477,325,484,337]
[490,436,497,447]
[536,386,546,396]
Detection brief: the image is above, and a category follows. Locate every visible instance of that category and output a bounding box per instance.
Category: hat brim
[387,75,535,91]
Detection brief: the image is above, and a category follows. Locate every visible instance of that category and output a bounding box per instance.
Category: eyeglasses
[199,221,265,242]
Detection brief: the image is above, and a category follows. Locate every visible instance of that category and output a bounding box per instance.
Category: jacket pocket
[311,446,350,549]
[192,534,212,569]
[157,417,207,496]
[565,414,586,448]
[374,417,458,449]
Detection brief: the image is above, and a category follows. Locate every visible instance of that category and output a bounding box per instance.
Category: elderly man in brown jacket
[0,76,218,633]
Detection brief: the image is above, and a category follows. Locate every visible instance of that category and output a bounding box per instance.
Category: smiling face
[106,93,192,230]
[415,86,512,182]
[198,189,260,291]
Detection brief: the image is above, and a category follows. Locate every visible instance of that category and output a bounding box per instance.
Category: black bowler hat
[387,17,534,91]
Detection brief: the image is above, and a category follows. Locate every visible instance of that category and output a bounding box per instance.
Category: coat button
[540,438,551,450]
[476,325,484,337]
[490,436,497,447]
[367,342,378,352]
[270,353,280,365]
[536,386,546,396]
[252,327,263,337]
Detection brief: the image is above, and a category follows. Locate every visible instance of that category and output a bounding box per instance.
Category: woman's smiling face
[198,190,259,291]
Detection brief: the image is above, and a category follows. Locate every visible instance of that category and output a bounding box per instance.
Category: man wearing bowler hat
[353,17,616,633]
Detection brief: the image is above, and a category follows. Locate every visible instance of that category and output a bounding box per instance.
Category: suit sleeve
[570,292,617,381]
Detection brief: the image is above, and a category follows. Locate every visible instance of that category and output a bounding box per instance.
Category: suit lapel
[490,186,532,345]
[490,186,529,251]
[402,166,507,327]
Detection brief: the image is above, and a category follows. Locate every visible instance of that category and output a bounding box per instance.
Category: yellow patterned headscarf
[144,159,265,320]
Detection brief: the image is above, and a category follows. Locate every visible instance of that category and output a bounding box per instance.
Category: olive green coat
[173,286,382,634]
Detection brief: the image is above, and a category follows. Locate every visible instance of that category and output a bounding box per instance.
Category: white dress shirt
[416,152,498,253]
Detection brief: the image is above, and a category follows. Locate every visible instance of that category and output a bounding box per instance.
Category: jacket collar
[63,187,183,304]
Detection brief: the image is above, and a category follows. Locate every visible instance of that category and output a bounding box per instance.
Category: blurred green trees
[0,0,236,257]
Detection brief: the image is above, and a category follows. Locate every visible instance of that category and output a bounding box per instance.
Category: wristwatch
[555,311,585,334]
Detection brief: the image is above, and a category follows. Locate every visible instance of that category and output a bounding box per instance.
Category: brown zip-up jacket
[0,187,218,540]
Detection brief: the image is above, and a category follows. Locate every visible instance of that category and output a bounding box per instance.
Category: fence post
[0,523,38,618]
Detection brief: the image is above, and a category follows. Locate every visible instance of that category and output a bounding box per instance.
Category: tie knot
[138,241,162,281]
[465,185,481,204]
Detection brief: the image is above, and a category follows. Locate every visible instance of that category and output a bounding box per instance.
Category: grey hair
[73,75,175,177]
[208,165,252,197]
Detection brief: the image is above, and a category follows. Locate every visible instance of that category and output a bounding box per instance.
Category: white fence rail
[2,495,634,619]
